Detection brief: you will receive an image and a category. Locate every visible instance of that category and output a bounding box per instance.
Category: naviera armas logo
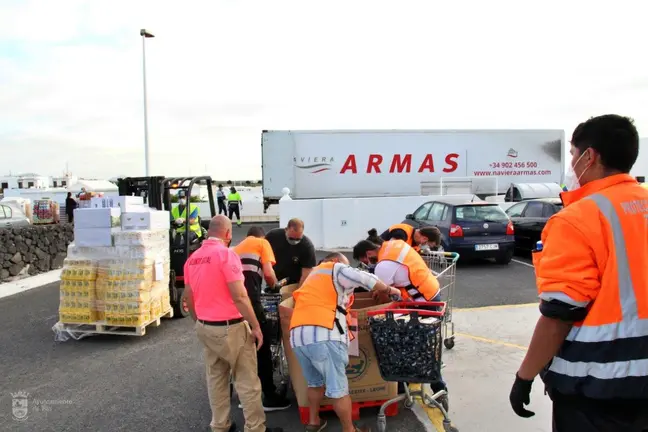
[507,148,519,158]
[293,156,334,174]
[12,391,29,422]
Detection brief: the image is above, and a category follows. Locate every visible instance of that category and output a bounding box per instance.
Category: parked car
[505,198,563,252]
[0,203,31,229]
[403,199,516,264]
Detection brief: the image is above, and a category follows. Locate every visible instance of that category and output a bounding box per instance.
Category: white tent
[67,180,118,193]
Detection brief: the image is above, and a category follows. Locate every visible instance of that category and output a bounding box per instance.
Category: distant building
[51,173,78,188]
[0,173,50,192]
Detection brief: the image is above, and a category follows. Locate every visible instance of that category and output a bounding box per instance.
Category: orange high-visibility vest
[378,239,439,301]
[535,174,648,399]
[290,262,356,341]
[389,224,415,245]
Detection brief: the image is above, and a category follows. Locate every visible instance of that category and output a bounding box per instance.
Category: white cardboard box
[74,207,121,229]
[121,210,170,231]
[113,196,145,212]
[74,228,118,247]
[90,197,116,209]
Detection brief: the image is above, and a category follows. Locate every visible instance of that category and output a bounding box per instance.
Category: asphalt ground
[0,223,538,432]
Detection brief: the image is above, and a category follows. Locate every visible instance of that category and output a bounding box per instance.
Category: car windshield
[455,205,509,223]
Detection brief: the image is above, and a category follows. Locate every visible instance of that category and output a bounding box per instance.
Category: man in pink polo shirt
[184,215,283,432]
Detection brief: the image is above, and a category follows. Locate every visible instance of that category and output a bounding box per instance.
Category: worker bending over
[373,236,450,410]
[233,226,291,412]
[352,240,381,273]
[510,114,648,430]
[183,215,282,432]
[379,224,439,252]
[172,190,203,239]
[290,252,399,432]
[227,186,243,226]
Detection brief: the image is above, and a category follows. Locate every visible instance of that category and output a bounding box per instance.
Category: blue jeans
[293,340,350,399]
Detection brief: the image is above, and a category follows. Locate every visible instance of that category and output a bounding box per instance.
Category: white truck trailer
[261,129,565,210]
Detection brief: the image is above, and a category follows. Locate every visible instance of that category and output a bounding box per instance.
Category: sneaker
[263,394,292,412]
[305,419,327,431]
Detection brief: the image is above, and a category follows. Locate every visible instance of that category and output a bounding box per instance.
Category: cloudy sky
[1,0,646,180]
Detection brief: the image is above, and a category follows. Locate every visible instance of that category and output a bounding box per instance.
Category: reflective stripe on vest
[239,252,263,277]
[378,240,439,302]
[542,192,648,398]
[290,263,356,341]
[172,205,202,236]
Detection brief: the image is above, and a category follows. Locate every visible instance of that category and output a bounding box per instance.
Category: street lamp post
[140,29,155,176]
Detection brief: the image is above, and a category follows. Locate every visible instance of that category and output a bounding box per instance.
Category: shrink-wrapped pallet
[59,259,102,324]
[58,228,171,327]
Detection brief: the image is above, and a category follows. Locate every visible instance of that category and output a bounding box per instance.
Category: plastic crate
[368,302,446,384]
[261,293,282,345]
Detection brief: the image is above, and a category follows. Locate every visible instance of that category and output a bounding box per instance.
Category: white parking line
[512,259,534,268]
[0,269,61,300]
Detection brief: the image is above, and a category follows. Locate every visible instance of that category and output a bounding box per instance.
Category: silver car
[0,203,31,229]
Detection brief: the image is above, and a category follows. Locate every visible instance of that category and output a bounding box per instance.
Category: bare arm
[337,265,400,297]
[517,316,572,380]
[262,262,278,287]
[372,279,400,297]
[298,267,313,287]
[227,280,261,330]
[185,284,197,322]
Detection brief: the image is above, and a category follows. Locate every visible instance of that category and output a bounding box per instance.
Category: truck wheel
[172,288,190,318]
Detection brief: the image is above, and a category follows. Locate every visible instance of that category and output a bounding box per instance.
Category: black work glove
[509,373,535,418]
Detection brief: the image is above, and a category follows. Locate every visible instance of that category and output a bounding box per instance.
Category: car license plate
[475,244,499,251]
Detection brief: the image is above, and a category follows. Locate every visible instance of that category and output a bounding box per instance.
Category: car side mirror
[405,213,414,220]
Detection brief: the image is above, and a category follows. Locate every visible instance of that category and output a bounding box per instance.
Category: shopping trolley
[260,291,289,388]
[420,251,459,349]
[368,302,458,432]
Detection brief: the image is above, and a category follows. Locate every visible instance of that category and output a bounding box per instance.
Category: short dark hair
[320,252,345,264]
[247,226,265,237]
[418,226,441,244]
[353,240,380,260]
[571,114,639,173]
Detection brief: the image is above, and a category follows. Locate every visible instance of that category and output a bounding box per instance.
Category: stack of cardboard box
[57,196,172,327]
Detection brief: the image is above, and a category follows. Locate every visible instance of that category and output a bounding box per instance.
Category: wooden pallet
[56,309,174,337]
[299,399,398,424]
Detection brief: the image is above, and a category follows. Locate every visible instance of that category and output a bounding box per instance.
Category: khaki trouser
[195,320,266,432]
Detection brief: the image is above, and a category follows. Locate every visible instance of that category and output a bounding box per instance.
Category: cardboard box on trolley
[279,291,398,407]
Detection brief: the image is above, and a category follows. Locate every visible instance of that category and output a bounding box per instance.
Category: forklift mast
[116,176,166,210]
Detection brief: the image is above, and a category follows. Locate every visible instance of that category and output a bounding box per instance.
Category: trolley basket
[420,251,459,350]
[261,292,282,346]
[368,302,446,383]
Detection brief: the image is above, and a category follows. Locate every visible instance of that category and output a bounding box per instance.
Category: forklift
[117,176,216,318]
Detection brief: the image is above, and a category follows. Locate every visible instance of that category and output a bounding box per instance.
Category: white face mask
[567,150,591,190]
[178,198,186,205]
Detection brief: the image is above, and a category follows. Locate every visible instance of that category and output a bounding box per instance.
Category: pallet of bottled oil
[53,213,174,340]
